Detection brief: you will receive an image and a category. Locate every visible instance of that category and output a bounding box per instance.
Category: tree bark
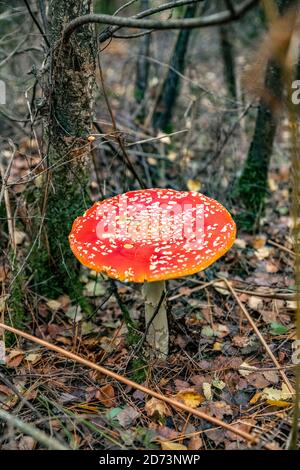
[29,0,96,299]
[152,3,198,132]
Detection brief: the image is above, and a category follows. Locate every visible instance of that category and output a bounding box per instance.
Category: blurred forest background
[0,0,300,451]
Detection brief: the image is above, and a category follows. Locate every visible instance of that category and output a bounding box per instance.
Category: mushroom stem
[143,280,168,359]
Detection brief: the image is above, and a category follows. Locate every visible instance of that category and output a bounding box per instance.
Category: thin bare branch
[222,278,294,394]
[63,0,259,42]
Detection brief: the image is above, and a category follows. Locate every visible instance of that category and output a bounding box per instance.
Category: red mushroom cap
[69,188,236,282]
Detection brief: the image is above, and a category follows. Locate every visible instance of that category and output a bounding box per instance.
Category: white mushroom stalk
[143,280,168,359]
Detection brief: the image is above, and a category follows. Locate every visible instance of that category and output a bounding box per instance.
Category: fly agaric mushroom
[69,188,236,359]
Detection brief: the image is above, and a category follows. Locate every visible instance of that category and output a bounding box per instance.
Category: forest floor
[0,33,297,451]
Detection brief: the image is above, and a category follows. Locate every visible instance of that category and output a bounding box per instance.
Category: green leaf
[201,326,215,337]
[105,407,123,423]
[269,322,288,336]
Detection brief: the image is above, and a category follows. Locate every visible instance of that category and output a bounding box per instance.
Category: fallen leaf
[155,425,179,441]
[268,177,278,192]
[238,362,258,377]
[188,436,203,450]
[232,335,249,348]
[255,246,271,260]
[269,322,289,335]
[216,324,230,338]
[25,352,41,364]
[287,301,297,310]
[250,392,262,404]
[6,349,24,368]
[0,265,9,282]
[265,262,278,273]
[213,341,222,351]
[175,389,204,408]
[174,379,191,391]
[84,280,106,297]
[247,296,263,311]
[18,436,36,450]
[46,299,61,312]
[281,383,293,400]
[145,398,171,418]
[57,295,71,311]
[212,379,226,390]
[252,236,266,249]
[0,384,13,396]
[95,384,115,407]
[262,370,279,384]
[262,384,293,402]
[213,280,229,296]
[65,305,83,322]
[266,399,291,408]
[203,382,212,400]
[187,179,201,192]
[234,238,247,249]
[206,401,233,420]
[261,309,278,323]
[157,131,171,145]
[226,420,255,442]
[201,326,214,337]
[160,441,187,451]
[245,372,269,389]
[116,406,140,428]
[147,157,157,166]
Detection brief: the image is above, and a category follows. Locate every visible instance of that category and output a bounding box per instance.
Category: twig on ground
[0,321,275,449]
[222,278,294,394]
[268,239,295,257]
[169,277,296,301]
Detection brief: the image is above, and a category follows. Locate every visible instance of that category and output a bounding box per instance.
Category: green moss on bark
[25,0,96,304]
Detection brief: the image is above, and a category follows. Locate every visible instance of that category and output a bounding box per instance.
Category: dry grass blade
[0,321,274,449]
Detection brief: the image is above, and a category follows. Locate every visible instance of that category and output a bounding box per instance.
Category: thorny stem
[142,280,168,359]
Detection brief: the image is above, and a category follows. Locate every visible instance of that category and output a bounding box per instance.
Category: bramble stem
[143,281,168,359]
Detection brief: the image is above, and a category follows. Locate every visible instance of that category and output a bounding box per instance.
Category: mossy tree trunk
[29,0,96,300]
[232,62,281,231]
[232,0,294,231]
[152,3,198,132]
